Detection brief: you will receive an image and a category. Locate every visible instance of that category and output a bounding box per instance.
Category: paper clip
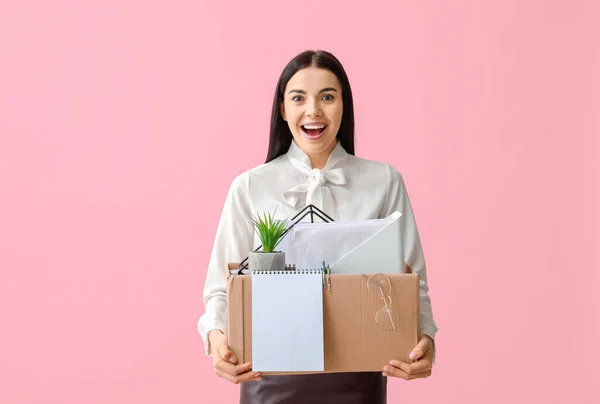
[326,264,332,291]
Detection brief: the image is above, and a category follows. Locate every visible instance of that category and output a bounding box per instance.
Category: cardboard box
[226,263,419,375]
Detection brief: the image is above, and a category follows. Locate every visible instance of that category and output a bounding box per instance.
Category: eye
[292,95,304,102]
[321,94,334,101]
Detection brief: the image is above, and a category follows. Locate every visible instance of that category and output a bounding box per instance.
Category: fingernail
[409,352,417,360]
[229,356,237,363]
[389,360,398,366]
[382,372,388,377]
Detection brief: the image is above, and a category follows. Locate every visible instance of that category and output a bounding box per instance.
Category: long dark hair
[265,50,355,163]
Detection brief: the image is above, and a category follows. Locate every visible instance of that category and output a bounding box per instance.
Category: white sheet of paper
[278,212,403,272]
[251,271,324,372]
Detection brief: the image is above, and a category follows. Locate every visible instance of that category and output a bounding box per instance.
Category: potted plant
[249,209,288,271]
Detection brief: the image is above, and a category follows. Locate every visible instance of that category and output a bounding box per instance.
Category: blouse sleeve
[383,165,439,362]
[197,172,255,356]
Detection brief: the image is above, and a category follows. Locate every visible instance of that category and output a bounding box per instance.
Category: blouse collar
[282,140,349,219]
[286,139,349,170]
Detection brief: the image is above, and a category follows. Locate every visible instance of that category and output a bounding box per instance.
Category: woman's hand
[209,330,262,384]
[383,334,434,380]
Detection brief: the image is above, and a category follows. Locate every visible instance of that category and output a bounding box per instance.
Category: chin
[295,134,335,150]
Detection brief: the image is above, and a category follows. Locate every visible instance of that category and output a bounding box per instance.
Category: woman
[198,50,438,403]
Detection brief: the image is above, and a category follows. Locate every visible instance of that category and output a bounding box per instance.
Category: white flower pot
[248,251,286,271]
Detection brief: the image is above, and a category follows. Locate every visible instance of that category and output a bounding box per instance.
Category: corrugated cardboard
[226,263,419,375]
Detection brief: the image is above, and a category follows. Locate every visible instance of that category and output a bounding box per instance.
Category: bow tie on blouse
[281,166,346,220]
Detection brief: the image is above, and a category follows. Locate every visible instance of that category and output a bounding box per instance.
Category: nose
[305,99,323,117]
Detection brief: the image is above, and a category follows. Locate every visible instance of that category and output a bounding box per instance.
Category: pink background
[1,1,598,403]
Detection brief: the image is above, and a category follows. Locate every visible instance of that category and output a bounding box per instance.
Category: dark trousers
[240,372,387,404]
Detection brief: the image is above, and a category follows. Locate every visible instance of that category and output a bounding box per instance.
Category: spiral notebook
[251,269,324,372]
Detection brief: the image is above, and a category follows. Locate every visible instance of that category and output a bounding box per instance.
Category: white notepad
[251,270,324,372]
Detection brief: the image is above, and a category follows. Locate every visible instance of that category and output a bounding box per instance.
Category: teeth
[303,124,325,129]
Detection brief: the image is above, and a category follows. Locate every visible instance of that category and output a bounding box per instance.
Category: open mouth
[301,124,327,138]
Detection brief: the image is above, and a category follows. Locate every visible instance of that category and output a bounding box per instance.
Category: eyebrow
[287,87,338,95]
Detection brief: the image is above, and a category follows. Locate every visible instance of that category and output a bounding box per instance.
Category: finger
[408,337,430,361]
[215,360,253,376]
[389,359,431,375]
[383,365,430,380]
[389,360,411,374]
[217,344,238,364]
[219,366,262,383]
[215,368,262,384]
[233,362,255,376]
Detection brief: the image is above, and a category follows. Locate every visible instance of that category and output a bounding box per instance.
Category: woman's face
[281,66,343,159]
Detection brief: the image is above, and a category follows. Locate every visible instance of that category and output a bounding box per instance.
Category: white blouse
[198,140,439,358]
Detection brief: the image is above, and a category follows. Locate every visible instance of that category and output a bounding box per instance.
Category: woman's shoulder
[227,155,288,191]
[346,154,406,184]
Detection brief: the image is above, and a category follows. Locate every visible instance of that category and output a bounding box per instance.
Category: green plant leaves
[250,209,288,253]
